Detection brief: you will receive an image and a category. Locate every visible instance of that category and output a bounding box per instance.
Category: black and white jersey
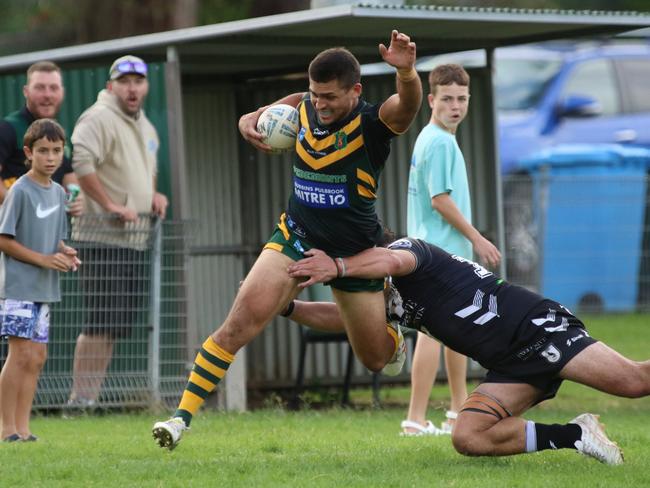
[389,238,547,369]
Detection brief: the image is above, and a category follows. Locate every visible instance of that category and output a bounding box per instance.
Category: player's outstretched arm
[378,30,422,134]
[238,92,304,152]
[287,247,416,288]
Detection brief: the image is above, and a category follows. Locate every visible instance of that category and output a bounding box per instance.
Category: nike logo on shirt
[36,203,60,219]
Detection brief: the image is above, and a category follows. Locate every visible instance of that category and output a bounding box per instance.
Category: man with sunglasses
[67,55,168,409]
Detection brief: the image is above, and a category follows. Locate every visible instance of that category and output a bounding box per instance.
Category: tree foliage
[0,0,647,56]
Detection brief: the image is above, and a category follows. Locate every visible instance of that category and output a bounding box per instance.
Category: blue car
[497,42,650,174]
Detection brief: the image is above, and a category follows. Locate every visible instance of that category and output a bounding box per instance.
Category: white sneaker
[570,413,623,465]
[152,417,189,451]
[382,320,406,376]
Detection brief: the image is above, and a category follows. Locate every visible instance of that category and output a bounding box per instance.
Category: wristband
[336,257,347,278]
[281,300,295,317]
[396,68,418,82]
[332,256,340,278]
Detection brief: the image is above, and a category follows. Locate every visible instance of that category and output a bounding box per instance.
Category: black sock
[535,422,582,451]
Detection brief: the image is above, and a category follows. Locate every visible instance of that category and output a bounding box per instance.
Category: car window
[496,58,562,111]
[617,59,650,113]
[561,59,620,116]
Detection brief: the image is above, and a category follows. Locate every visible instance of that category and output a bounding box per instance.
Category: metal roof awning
[0,3,648,78]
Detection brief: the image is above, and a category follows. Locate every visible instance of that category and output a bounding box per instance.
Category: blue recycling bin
[517,144,650,312]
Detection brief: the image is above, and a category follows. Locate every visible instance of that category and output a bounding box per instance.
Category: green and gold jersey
[287,98,397,256]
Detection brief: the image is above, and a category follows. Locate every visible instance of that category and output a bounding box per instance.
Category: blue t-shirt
[407,123,472,258]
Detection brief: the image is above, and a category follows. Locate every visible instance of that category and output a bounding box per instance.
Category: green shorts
[264,213,384,293]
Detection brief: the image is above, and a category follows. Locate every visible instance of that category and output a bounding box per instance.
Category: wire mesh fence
[2,172,648,411]
[0,215,191,410]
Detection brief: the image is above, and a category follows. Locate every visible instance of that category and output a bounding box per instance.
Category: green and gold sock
[174,336,234,426]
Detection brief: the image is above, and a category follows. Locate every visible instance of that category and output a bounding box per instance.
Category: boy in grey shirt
[0,118,80,442]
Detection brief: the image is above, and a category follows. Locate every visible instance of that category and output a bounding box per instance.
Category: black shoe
[22,434,38,442]
[3,433,21,442]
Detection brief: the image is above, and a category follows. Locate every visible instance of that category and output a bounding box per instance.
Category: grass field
[2,314,650,487]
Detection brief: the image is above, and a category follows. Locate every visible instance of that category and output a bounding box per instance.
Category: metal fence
[0,215,191,410]
[3,173,647,411]
[503,173,650,312]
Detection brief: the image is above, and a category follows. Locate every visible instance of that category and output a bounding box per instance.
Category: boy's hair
[309,47,360,90]
[27,61,62,84]
[428,64,470,96]
[23,118,66,168]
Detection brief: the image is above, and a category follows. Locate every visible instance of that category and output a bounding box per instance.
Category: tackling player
[285,237,650,465]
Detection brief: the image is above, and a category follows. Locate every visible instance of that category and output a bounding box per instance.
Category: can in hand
[65,183,81,210]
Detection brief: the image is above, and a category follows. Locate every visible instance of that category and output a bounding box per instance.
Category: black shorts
[78,246,150,339]
[482,300,597,403]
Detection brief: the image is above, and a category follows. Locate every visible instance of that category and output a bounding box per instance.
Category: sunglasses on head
[116,61,147,75]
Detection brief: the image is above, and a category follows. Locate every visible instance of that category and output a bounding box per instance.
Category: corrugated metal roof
[0,3,647,77]
[360,3,648,16]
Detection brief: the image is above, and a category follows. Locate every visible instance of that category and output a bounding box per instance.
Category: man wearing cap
[0,61,83,215]
[67,55,168,408]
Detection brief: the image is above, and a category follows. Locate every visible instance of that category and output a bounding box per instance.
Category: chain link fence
[3,172,648,411]
[0,215,191,410]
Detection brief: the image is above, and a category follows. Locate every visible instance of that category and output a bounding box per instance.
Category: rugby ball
[256,104,299,153]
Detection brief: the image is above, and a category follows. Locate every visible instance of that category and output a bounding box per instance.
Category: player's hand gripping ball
[256,104,299,153]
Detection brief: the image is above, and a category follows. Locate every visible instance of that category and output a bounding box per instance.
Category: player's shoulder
[360,99,399,141]
[359,99,380,114]
[388,237,416,250]
[388,237,429,256]
[388,237,435,272]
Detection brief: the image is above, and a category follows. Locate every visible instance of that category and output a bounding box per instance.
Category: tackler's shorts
[483,299,597,403]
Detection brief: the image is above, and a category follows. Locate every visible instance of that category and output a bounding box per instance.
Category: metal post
[148,217,163,404]
[486,47,508,280]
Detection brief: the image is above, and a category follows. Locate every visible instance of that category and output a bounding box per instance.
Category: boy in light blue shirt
[408,123,472,258]
[402,64,501,437]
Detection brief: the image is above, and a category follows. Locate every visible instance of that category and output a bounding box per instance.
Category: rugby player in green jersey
[153,30,422,451]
